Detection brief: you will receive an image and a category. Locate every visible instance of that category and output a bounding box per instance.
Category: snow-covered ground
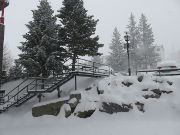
[0,74,180,135]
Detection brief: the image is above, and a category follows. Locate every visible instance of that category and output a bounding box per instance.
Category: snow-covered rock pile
[32,74,180,118]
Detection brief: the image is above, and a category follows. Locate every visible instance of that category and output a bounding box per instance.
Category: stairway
[0,58,111,113]
[0,73,74,113]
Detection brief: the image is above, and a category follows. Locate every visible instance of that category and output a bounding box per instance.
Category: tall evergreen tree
[138,14,160,69]
[107,27,126,72]
[9,60,23,79]
[18,0,67,77]
[3,44,13,72]
[57,0,103,70]
[127,13,140,71]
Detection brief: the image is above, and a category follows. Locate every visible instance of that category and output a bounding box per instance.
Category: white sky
[3,0,180,59]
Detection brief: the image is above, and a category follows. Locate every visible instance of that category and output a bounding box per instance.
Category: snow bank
[1,74,180,135]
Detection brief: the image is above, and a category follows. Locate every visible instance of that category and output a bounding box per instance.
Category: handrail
[3,78,29,98]
[137,68,180,73]
[0,57,112,112]
[3,84,37,110]
[3,79,36,104]
[77,57,109,67]
[136,68,180,76]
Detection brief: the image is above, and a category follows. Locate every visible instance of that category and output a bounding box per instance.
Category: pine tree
[18,0,67,77]
[138,14,160,69]
[127,13,140,71]
[107,27,126,72]
[9,60,23,79]
[57,0,103,70]
[3,44,13,72]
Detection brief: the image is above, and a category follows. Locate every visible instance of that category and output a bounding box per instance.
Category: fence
[136,68,180,76]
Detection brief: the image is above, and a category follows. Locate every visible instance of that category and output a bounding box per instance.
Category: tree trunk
[41,66,48,90]
[72,53,76,71]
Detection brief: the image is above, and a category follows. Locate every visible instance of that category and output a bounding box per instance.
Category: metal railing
[71,58,111,76]
[0,57,112,112]
[136,68,180,76]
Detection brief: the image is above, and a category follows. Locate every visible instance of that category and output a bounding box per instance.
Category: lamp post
[0,0,9,87]
[124,32,131,76]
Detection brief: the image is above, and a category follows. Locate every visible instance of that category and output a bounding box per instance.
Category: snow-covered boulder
[99,95,133,114]
[135,102,145,112]
[97,87,104,95]
[143,88,173,99]
[74,101,96,118]
[59,104,71,118]
[68,98,78,112]
[137,75,143,82]
[70,92,81,102]
[32,97,69,117]
[122,81,133,87]
[32,92,82,117]
[100,102,133,114]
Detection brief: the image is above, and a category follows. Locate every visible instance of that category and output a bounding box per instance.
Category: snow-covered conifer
[138,14,160,69]
[107,27,126,72]
[9,60,23,79]
[57,0,103,71]
[18,0,67,77]
[127,13,141,71]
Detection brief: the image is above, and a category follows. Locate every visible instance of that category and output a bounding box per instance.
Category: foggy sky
[3,0,180,59]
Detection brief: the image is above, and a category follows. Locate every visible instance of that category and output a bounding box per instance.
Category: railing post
[77,58,79,71]
[57,86,61,98]
[109,67,110,75]
[25,86,28,98]
[38,93,42,102]
[35,79,37,92]
[93,62,95,75]
[17,86,19,101]
[75,75,77,90]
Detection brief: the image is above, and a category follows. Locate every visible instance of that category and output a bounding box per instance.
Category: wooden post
[93,62,95,75]
[38,93,42,102]
[75,75,77,90]
[57,86,61,98]
[0,24,5,88]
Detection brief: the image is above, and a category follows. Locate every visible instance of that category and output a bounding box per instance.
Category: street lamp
[124,32,131,76]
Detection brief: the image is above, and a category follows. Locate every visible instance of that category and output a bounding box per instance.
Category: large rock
[137,75,143,82]
[32,97,69,117]
[62,104,72,118]
[143,89,173,99]
[151,89,173,95]
[122,81,133,87]
[135,102,145,112]
[97,87,104,95]
[167,81,173,86]
[151,89,162,95]
[75,110,95,118]
[68,98,78,113]
[74,102,96,118]
[143,94,160,99]
[99,102,133,114]
[70,92,81,102]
